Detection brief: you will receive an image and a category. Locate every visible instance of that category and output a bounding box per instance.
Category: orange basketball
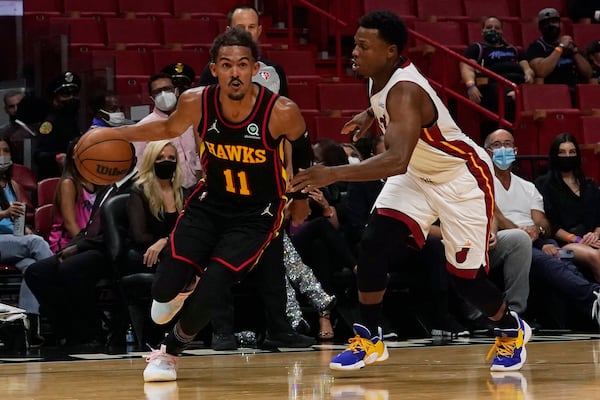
[74,130,134,185]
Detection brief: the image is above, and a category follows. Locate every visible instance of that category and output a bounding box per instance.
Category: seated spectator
[460,16,534,142]
[0,136,53,346]
[123,140,185,347]
[535,133,600,282]
[486,129,600,329]
[88,91,133,129]
[585,40,600,83]
[48,139,97,253]
[526,8,592,96]
[24,155,137,349]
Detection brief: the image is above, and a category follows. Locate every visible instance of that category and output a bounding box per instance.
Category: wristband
[566,233,576,243]
[575,236,582,243]
[465,80,476,89]
[554,46,563,54]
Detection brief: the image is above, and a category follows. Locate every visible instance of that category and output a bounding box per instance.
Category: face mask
[154,160,177,180]
[58,98,80,114]
[348,156,361,165]
[101,110,125,125]
[556,156,578,172]
[0,155,13,172]
[154,92,177,112]
[541,24,561,43]
[492,147,516,170]
[483,30,502,45]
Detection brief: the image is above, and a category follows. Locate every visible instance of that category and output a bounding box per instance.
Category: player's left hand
[291,164,334,193]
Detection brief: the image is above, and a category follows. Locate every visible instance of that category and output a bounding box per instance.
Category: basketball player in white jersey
[292,10,531,372]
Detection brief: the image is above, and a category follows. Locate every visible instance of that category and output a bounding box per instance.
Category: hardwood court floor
[2,334,600,399]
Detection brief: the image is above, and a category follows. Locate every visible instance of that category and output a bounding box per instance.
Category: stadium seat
[34,204,54,241]
[63,0,118,17]
[314,116,353,143]
[417,0,467,21]
[49,17,106,52]
[576,84,600,116]
[24,0,62,16]
[520,22,541,50]
[288,81,319,111]
[92,50,152,96]
[151,49,210,79]
[36,177,60,206]
[118,0,172,18]
[317,82,369,115]
[172,0,230,19]
[463,0,518,22]
[162,18,218,50]
[363,0,416,17]
[264,49,317,76]
[412,21,466,51]
[581,116,600,144]
[105,18,162,50]
[572,24,600,50]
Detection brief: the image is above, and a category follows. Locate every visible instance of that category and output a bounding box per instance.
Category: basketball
[74,130,134,185]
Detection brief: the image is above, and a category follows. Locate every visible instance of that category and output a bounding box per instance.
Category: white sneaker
[592,290,600,328]
[143,344,178,382]
[151,276,200,325]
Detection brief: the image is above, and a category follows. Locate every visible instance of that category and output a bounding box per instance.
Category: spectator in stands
[568,0,600,24]
[89,91,132,129]
[0,136,53,346]
[25,154,137,349]
[34,71,83,179]
[1,90,24,129]
[162,63,196,95]
[48,139,97,254]
[535,133,600,282]
[134,73,201,190]
[460,16,535,142]
[487,129,600,329]
[197,4,288,97]
[123,140,185,348]
[585,40,600,83]
[526,8,592,94]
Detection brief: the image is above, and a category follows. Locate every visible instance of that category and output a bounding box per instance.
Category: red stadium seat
[36,177,60,206]
[172,0,231,19]
[264,49,317,76]
[413,21,466,50]
[162,18,218,50]
[118,0,172,18]
[581,117,600,144]
[417,0,467,21]
[572,24,600,50]
[63,0,118,17]
[314,116,353,143]
[152,49,210,79]
[364,0,416,17]
[520,22,541,50]
[317,82,369,115]
[49,17,106,52]
[288,81,319,111]
[24,0,62,16]
[105,18,162,50]
[463,0,518,22]
[34,204,54,241]
[576,84,600,116]
[92,50,153,96]
[518,0,568,21]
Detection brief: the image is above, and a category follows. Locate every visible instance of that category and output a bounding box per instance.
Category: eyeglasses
[150,85,176,97]
[486,140,514,150]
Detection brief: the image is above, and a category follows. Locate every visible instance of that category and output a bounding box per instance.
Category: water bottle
[125,325,135,351]
[12,202,26,236]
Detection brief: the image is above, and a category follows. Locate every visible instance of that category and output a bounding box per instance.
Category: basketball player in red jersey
[83,27,312,381]
[292,11,531,373]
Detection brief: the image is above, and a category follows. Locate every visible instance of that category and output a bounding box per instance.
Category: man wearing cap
[162,63,196,95]
[526,8,592,91]
[34,71,82,179]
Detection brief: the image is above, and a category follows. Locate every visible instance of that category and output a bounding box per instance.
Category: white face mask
[154,91,177,112]
[0,155,13,172]
[348,156,361,165]
[101,109,125,125]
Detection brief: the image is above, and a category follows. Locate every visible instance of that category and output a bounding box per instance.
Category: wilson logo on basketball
[96,165,128,176]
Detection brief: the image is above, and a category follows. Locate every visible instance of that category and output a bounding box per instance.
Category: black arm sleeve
[290,130,312,174]
[127,186,154,248]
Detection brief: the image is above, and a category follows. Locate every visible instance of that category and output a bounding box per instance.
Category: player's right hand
[341,109,375,142]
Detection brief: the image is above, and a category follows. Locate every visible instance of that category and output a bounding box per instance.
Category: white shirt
[494,173,544,226]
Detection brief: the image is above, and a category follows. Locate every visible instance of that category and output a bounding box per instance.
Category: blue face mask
[492,147,516,170]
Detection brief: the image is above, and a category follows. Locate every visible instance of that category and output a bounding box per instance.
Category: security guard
[161,63,196,94]
[34,71,82,179]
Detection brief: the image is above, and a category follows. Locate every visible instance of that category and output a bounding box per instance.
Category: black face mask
[483,30,502,45]
[556,156,578,172]
[58,98,80,115]
[154,160,177,180]
[541,24,561,43]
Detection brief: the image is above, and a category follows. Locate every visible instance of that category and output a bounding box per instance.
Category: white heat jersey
[369,61,492,183]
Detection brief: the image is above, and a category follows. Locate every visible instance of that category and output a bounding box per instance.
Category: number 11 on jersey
[224,169,251,195]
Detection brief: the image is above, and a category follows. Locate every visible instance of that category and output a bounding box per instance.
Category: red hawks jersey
[197,84,287,205]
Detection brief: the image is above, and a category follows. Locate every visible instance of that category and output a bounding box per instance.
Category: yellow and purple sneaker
[329,324,389,371]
